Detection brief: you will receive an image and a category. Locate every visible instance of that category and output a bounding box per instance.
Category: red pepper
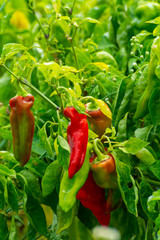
[63,107,88,179]
[85,101,112,137]
[90,139,117,189]
[76,171,110,226]
[9,95,34,166]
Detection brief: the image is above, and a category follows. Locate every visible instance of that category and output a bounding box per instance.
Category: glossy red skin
[9,95,34,166]
[85,104,112,137]
[63,107,88,179]
[76,171,110,226]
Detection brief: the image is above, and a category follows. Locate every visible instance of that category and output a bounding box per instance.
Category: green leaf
[51,19,70,47]
[82,17,100,24]
[0,151,16,162]
[0,180,5,210]
[114,76,135,127]
[26,223,37,240]
[7,178,18,213]
[148,162,160,181]
[134,126,153,142]
[59,144,90,212]
[60,72,82,96]
[42,160,62,197]
[9,216,17,240]
[57,113,70,170]
[85,62,109,72]
[39,122,54,159]
[116,113,128,142]
[0,128,12,140]
[57,136,70,170]
[69,217,94,240]
[19,174,48,236]
[51,0,61,14]
[60,66,79,74]
[20,169,42,201]
[110,207,144,240]
[1,12,13,32]
[154,214,160,240]
[146,17,160,24]
[149,87,160,126]
[113,149,138,216]
[119,137,148,155]
[57,136,70,152]
[26,158,48,178]
[139,176,158,221]
[147,189,160,213]
[93,51,118,68]
[145,219,154,240]
[0,213,8,240]
[1,43,27,60]
[153,25,160,37]
[24,191,48,236]
[136,148,156,165]
[0,73,16,104]
[0,164,16,178]
[112,76,131,126]
[38,61,60,83]
[65,47,91,69]
[57,204,77,234]
[95,99,112,119]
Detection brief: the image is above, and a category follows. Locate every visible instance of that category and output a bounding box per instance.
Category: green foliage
[0,0,160,239]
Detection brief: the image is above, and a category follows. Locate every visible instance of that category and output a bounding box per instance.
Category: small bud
[133,62,138,67]
[139,44,143,49]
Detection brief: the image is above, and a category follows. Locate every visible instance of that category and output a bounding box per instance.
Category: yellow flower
[10,10,29,30]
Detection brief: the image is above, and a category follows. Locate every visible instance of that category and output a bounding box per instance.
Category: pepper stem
[104,135,113,152]
[93,138,108,162]
[2,64,60,110]
[86,99,99,111]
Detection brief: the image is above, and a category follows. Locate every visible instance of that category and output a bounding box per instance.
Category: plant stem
[70,0,77,19]
[70,39,79,70]
[32,9,49,45]
[53,85,64,111]
[93,139,107,161]
[104,135,113,152]
[2,64,60,110]
[72,26,78,42]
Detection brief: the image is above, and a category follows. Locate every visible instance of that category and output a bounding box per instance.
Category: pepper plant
[0,0,160,240]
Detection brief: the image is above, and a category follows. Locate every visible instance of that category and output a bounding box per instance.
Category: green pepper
[59,144,91,212]
[134,37,160,120]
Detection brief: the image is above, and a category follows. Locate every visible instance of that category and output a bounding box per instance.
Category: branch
[2,64,60,110]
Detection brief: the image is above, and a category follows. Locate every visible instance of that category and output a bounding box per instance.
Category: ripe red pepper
[90,139,117,189]
[76,171,110,226]
[85,101,112,137]
[63,107,88,179]
[9,95,34,166]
